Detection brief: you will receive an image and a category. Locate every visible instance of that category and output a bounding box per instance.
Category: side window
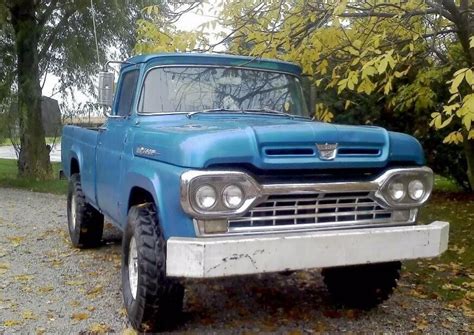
[116,70,139,117]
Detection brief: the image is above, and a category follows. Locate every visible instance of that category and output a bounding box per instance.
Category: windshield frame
[136,64,308,117]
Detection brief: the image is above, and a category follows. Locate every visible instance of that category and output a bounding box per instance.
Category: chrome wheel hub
[71,195,77,230]
[128,237,139,299]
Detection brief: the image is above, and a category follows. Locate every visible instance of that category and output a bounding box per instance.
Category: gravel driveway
[0,188,470,333]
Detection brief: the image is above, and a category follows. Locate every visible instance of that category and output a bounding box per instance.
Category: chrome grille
[228,192,393,233]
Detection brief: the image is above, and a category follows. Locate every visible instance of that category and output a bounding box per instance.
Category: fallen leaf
[71,312,89,321]
[3,319,22,327]
[86,285,104,298]
[122,329,137,335]
[416,318,429,331]
[7,236,25,246]
[87,306,96,312]
[0,262,10,274]
[89,323,112,334]
[65,280,86,286]
[22,310,37,320]
[14,274,34,282]
[313,321,327,332]
[69,300,81,307]
[38,286,54,293]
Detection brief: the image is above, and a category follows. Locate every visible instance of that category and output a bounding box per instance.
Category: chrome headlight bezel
[375,167,433,208]
[180,170,261,219]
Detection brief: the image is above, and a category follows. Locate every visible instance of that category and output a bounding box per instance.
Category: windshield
[138,66,309,117]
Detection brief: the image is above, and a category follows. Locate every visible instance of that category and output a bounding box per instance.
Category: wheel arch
[122,172,161,222]
[67,149,81,178]
[128,186,155,211]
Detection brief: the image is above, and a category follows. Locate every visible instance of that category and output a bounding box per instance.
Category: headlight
[376,167,433,207]
[181,170,261,220]
[223,185,244,209]
[195,185,217,209]
[388,182,405,201]
[408,180,424,200]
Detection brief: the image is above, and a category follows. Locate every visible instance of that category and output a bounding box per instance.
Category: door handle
[98,126,107,132]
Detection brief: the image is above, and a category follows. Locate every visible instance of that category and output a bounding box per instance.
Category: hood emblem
[316,143,338,161]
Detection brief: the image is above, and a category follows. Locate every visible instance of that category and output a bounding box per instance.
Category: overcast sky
[42,1,224,108]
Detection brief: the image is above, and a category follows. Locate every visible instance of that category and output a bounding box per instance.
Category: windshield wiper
[186,108,245,118]
[244,108,312,120]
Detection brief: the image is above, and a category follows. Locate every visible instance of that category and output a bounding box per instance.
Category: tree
[134,3,206,54]
[208,0,474,190]
[0,0,158,179]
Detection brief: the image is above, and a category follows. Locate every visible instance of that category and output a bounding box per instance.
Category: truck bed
[61,125,100,206]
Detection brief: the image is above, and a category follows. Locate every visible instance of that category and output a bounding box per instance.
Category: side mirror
[98,71,114,107]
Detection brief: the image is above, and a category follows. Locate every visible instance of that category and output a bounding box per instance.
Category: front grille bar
[228,191,394,233]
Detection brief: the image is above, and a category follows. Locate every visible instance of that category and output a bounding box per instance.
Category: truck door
[96,68,139,222]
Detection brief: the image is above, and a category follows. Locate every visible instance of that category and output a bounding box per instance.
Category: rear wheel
[122,203,184,332]
[67,173,104,248]
[322,261,401,309]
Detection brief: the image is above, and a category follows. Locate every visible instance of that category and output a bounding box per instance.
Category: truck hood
[133,115,425,169]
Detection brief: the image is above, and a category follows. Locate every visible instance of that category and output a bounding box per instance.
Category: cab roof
[126,53,302,75]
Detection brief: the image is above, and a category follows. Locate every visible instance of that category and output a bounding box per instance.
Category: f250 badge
[135,146,158,157]
[316,143,338,160]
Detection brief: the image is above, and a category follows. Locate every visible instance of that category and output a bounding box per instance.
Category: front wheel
[322,261,401,309]
[122,203,184,332]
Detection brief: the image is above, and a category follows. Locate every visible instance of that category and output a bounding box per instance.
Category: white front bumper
[166,221,449,278]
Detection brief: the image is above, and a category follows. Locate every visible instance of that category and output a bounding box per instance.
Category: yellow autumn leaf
[71,312,90,321]
[0,262,10,274]
[65,280,86,286]
[377,58,388,74]
[86,285,104,299]
[465,69,474,86]
[449,70,466,94]
[468,130,474,140]
[89,323,112,334]
[14,274,34,282]
[345,100,352,110]
[22,310,37,320]
[38,286,54,293]
[7,236,25,246]
[3,320,22,327]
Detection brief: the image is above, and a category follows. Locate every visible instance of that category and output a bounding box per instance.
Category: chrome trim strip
[228,220,411,233]
[229,210,392,222]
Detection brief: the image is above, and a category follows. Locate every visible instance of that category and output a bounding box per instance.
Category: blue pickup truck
[61,53,449,331]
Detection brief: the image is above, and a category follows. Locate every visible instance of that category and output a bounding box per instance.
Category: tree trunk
[464,137,474,191]
[10,1,52,179]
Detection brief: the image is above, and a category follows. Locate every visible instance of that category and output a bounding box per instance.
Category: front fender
[120,159,196,239]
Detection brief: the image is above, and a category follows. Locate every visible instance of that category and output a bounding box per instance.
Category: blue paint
[61,53,426,239]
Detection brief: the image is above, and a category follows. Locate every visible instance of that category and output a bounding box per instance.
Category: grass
[0,158,67,195]
[0,137,60,146]
[403,192,474,311]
